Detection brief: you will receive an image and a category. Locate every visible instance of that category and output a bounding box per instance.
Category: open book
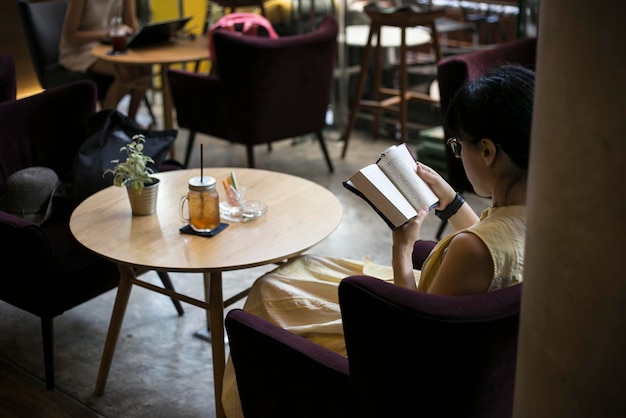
[343,143,439,229]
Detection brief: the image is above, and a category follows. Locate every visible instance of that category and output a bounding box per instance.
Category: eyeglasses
[446,137,463,159]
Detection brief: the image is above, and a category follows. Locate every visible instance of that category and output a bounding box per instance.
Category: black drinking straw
[200,143,203,182]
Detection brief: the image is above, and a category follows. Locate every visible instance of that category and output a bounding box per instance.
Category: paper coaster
[179,223,228,237]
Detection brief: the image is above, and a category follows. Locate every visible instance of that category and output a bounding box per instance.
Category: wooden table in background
[92,37,209,131]
[69,168,343,418]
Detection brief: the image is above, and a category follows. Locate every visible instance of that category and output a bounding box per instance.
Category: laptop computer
[125,16,192,48]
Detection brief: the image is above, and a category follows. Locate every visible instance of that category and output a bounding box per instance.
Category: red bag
[208,13,279,61]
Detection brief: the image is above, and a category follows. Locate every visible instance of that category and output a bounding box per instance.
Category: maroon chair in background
[0,80,181,389]
[168,15,338,171]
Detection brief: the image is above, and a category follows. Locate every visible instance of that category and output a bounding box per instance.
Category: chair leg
[41,316,55,389]
[342,24,377,159]
[246,144,255,168]
[435,219,447,240]
[143,96,156,126]
[184,131,196,168]
[316,131,334,173]
[157,271,185,316]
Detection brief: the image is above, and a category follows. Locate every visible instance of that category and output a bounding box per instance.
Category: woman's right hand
[416,163,457,210]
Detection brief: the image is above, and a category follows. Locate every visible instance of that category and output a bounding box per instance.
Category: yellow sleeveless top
[418,205,526,292]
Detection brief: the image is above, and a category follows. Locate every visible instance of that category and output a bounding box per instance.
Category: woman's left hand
[392,206,429,248]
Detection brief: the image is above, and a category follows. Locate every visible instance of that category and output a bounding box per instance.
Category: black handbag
[62,109,178,202]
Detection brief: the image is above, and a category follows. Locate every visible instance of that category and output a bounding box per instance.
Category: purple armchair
[340,277,521,418]
[168,15,338,171]
[0,80,118,389]
[437,37,537,193]
[225,310,352,418]
[226,241,521,417]
[0,80,181,389]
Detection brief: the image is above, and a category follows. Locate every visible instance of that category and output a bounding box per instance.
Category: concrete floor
[0,103,490,417]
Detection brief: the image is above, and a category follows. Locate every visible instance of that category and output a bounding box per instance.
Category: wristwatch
[435,192,465,222]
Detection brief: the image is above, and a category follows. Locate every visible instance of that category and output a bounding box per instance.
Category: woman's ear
[480,138,498,166]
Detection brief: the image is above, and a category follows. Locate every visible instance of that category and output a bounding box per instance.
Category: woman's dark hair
[443,64,535,169]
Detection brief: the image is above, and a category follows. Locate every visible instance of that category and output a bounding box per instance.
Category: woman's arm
[392,206,429,290]
[63,0,138,45]
[62,0,109,44]
[425,232,493,295]
[123,0,139,31]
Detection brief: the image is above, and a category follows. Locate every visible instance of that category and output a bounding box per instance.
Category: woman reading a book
[222,64,534,417]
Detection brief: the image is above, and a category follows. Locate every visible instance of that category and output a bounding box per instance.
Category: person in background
[222,64,534,417]
[59,0,149,124]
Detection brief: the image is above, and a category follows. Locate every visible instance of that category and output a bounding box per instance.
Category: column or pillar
[514,1,626,417]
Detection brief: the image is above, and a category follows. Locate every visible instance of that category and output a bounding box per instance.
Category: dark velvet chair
[437,36,537,194]
[18,0,113,102]
[340,277,521,418]
[225,310,352,418]
[0,54,16,102]
[0,80,180,389]
[168,15,338,171]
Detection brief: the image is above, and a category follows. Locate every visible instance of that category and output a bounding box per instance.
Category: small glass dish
[220,200,268,222]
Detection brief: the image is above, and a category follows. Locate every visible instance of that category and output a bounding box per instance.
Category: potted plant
[103,134,159,216]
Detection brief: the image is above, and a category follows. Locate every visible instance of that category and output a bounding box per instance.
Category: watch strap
[435,192,465,222]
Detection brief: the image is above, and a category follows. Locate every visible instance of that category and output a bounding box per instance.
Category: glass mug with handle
[180,176,221,232]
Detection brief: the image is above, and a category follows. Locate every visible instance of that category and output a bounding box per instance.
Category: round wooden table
[70,168,343,418]
[92,36,210,131]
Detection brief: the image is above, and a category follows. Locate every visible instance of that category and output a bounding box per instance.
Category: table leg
[95,265,134,395]
[159,62,178,161]
[204,271,226,418]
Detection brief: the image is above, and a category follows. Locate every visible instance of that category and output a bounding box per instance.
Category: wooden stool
[342,5,445,158]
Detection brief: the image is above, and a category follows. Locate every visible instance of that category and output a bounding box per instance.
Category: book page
[349,164,417,228]
[376,144,439,210]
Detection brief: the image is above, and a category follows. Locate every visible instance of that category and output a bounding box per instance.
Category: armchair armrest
[225,309,352,418]
[0,211,56,312]
[413,239,437,269]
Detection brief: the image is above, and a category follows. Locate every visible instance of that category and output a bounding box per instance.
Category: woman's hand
[392,206,429,248]
[392,206,429,290]
[416,163,457,210]
[121,24,135,36]
[416,163,480,232]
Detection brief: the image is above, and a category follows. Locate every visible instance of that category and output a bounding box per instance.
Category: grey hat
[0,167,59,225]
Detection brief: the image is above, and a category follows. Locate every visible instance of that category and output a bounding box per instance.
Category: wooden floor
[0,357,103,418]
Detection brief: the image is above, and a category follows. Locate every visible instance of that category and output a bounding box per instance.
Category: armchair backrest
[437,37,537,192]
[18,0,68,88]
[0,54,17,102]
[211,15,338,143]
[0,80,97,195]
[339,276,522,418]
